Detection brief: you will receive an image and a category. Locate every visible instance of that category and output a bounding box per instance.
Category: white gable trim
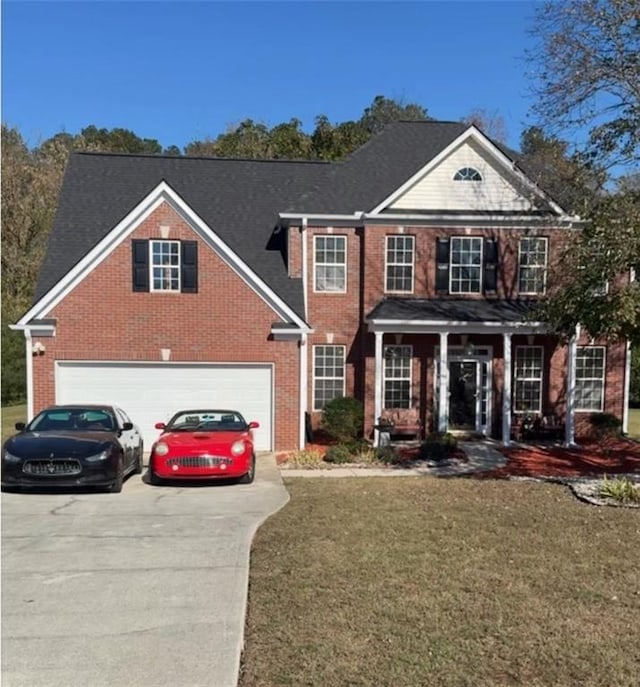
[369,126,568,217]
[17,181,310,330]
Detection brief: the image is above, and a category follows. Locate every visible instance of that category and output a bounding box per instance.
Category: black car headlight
[84,449,110,463]
[3,450,21,463]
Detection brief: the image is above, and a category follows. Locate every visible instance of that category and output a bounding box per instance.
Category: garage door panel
[56,362,273,451]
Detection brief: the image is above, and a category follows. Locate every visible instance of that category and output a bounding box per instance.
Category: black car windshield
[28,408,115,432]
[167,410,248,432]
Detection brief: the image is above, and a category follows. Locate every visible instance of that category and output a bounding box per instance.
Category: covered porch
[366,298,580,447]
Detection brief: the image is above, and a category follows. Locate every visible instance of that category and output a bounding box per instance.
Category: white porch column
[373,331,384,447]
[25,329,34,421]
[565,326,579,447]
[438,332,449,432]
[298,333,308,450]
[502,332,512,446]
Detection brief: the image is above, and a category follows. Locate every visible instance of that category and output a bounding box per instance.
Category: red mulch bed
[481,437,640,479]
[279,434,640,479]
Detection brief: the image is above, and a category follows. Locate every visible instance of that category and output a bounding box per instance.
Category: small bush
[589,413,622,440]
[599,476,640,504]
[324,444,354,464]
[286,448,324,468]
[375,445,399,464]
[321,396,364,443]
[419,432,458,462]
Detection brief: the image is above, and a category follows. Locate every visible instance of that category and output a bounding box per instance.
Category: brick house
[12,121,632,452]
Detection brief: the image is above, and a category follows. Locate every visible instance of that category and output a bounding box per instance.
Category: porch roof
[366,297,546,334]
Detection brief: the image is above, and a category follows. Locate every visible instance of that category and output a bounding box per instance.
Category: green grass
[628,408,640,440]
[240,478,640,687]
[2,403,27,444]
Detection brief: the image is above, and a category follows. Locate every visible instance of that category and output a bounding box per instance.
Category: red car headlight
[154,442,169,456]
[231,440,246,456]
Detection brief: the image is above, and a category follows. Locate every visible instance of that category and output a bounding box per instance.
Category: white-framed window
[576,346,606,411]
[383,345,412,408]
[453,167,482,181]
[518,237,548,295]
[513,346,543,413]
[385,235,414,293]
[313,345,345,410]
[450,236,483,294]
[151,240,181,292]
[314,235,346,292]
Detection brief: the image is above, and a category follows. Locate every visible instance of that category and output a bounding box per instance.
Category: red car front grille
[166,456,233,468]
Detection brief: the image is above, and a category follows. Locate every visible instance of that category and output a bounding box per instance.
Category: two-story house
[12,121,631,452]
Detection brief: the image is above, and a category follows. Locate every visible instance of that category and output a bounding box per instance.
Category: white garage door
[56,362,273,451]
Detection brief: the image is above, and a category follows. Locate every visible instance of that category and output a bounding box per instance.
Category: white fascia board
[271,326,314,339]
[361,213,584,228]
[17,181,309,330]
[368,126,571,218]
[367,319,547,334]
[9,323,56,335]
[279,212,365,227]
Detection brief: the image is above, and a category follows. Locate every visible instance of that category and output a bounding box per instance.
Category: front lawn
[2,404,26,444]
[628,407,640,440]
[240,478,639,687]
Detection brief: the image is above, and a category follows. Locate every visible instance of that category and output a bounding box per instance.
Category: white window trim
[384,235,415,294]
[518,237,548,296]
[312,344,346,411]
[150,239,181,293]
[449,236,483,295]
[513,346,544,414]
[453,167,483,181]
[383,344,413,409]
[575,345,606,413]
[313,235,347,293]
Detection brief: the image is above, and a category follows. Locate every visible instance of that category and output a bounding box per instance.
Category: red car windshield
[166,411,248,432]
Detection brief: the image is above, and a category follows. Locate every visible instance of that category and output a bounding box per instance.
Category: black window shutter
[181,241,198,293]
[132,239,149,292]
[435,237,450,294]
[484,238,498,294]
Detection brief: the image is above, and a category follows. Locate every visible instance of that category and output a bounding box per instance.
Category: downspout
[622,339,631,435]
[24,329,34,421]
[299,217,309,449]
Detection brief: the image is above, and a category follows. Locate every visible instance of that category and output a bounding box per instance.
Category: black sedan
[2,405,144,493]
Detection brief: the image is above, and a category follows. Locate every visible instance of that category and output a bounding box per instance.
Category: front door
[448,361,479,431]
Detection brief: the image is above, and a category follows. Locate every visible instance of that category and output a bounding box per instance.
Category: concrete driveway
[1,454,289,687]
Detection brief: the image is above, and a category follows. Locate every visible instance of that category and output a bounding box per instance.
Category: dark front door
[449,361,478,430]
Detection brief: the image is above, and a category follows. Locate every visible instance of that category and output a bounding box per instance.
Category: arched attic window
[453,167,482,181]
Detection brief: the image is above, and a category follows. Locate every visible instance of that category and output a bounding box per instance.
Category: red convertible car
[148,409,259,485]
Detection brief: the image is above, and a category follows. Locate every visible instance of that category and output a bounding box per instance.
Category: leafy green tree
[359,94,430,134]
[527,0,640,344]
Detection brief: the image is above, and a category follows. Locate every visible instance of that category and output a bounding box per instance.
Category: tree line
[2,0,639,407]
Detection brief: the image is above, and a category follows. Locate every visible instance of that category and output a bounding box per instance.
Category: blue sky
[2,0,542,152]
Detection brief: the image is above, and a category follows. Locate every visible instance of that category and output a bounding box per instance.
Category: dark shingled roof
[366,297,540,323]
[35,152,332,319]
[288,121,469,214]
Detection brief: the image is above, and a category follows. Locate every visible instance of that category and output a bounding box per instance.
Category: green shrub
[375,445,398,464]
[418,432,458,462]
[599,475,640,504]
[321,396,364,443]
[589,413,622,440]
[324,443,355,464]
[286,448,324,468]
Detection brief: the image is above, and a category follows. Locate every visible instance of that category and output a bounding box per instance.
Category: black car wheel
[108,457,124,493]
[238,454,256,484]
[148,468,162,486]
[133,443,144,475]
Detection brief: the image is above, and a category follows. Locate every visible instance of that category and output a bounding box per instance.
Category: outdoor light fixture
[32,341,46,355]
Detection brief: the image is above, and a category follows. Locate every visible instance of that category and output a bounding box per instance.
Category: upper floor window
[385,235,414,293]
[450,236,483,294]
[576,347,606,412]
[131,239,198,293]
[151,240,180,291]
[313,345,345,410]
[453,167,482,181]
[518,237,548,295]
[314,235,346,292]
[383,345,412,408]
[513,346,543,413]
